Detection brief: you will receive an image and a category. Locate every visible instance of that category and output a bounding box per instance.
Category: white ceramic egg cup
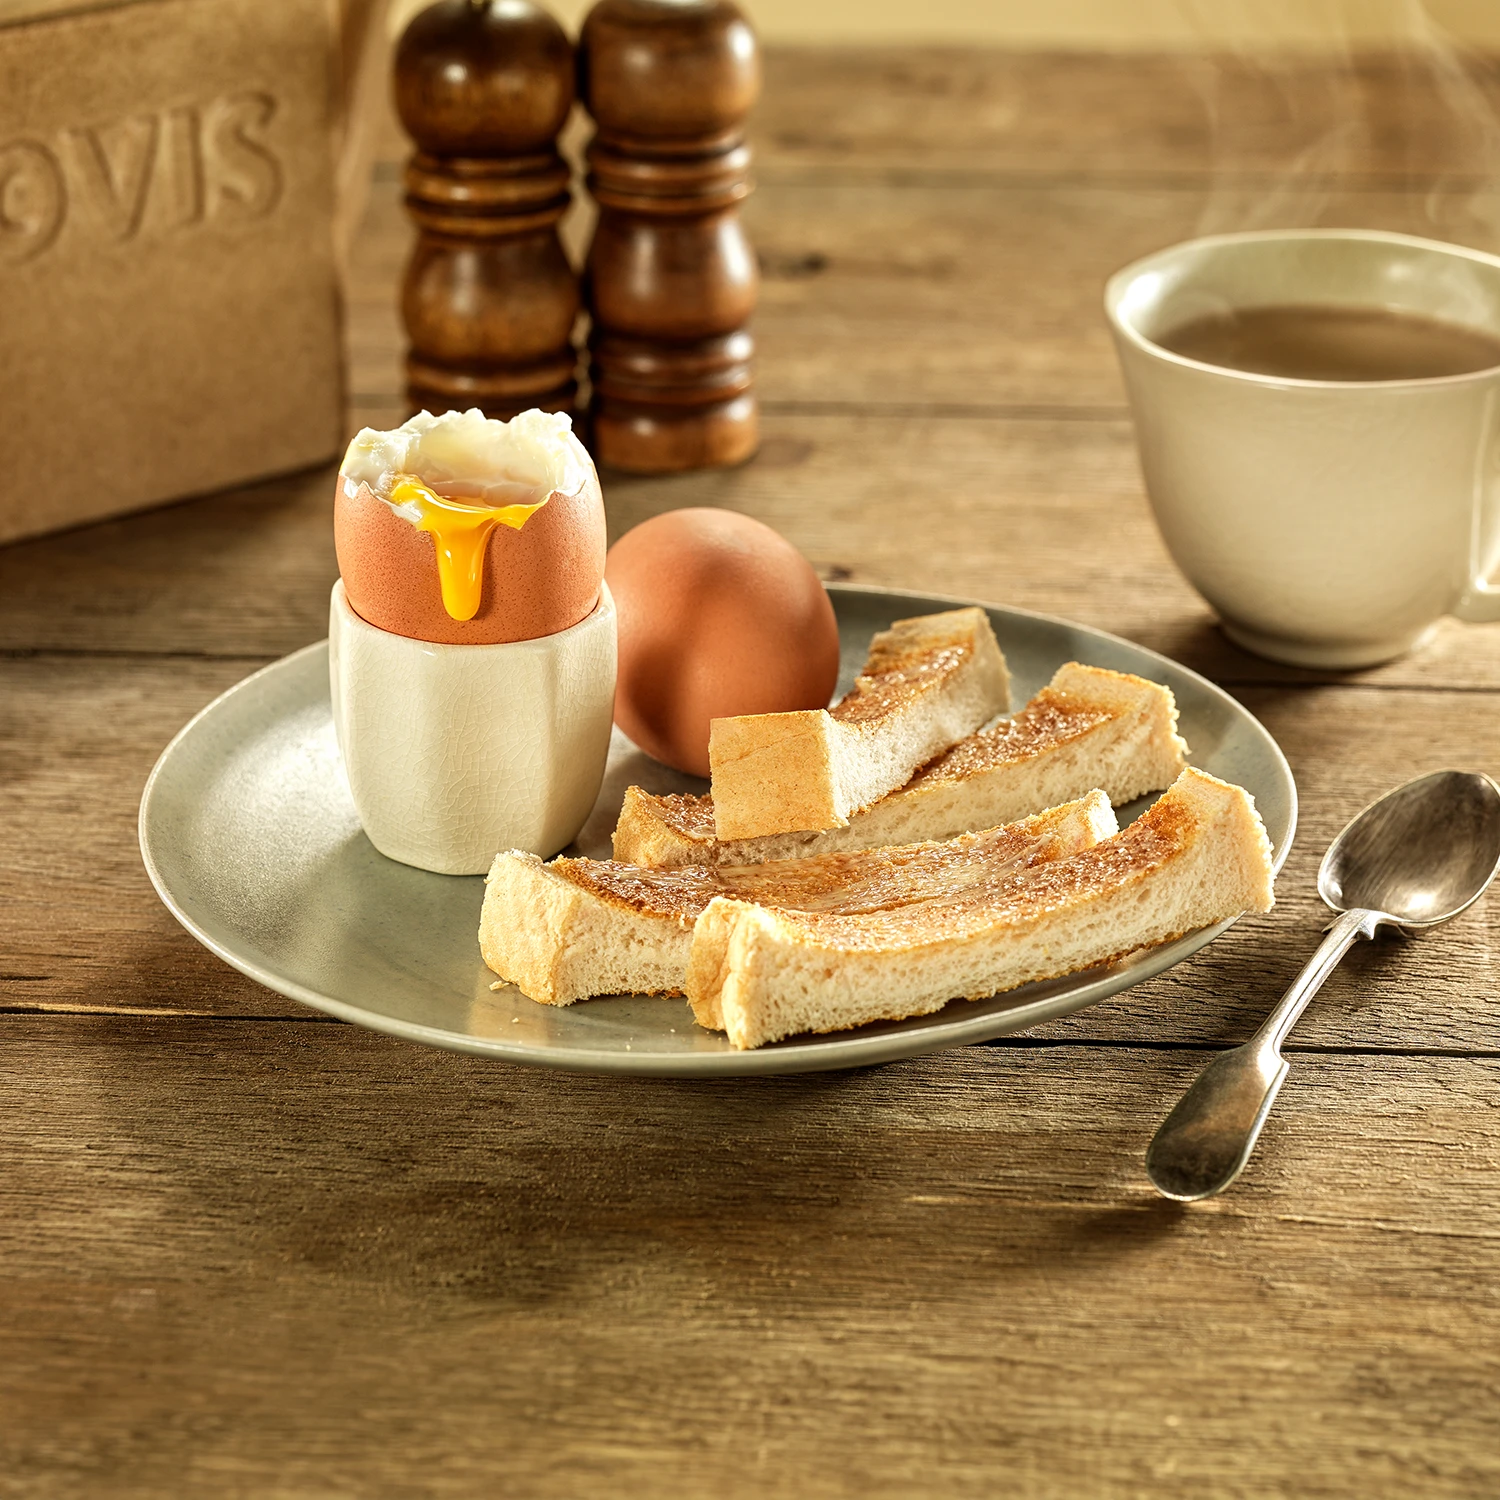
[329,580,617,875]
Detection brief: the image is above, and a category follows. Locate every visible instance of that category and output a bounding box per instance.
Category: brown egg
[335,479,604,645]
[334,412,606,645]
[606,508,840,777]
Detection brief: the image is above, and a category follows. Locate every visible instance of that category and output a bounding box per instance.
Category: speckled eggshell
[334,471,606,645]
[605,508,841,777]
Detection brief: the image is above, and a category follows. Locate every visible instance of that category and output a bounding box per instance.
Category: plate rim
[139,584,1297,1076]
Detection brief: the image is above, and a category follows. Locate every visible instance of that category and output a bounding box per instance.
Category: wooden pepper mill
[395,0,579,421]
[578,0,761,472]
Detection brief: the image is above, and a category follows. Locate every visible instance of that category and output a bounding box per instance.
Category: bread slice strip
[686,766,1274,1050]
[480,791,1118,1007]
[707,607,1011,841]
[616,662,1187,869]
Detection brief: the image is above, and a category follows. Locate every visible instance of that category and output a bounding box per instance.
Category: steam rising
[1171,0,1500,251]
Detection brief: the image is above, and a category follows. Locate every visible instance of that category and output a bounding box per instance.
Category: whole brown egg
[605,509,841,777]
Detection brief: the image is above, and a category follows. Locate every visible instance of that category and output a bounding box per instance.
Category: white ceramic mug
[1106,230,1500,668]
[329,580,617,875]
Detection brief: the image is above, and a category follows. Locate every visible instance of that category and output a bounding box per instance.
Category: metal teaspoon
[1146,769,1500,1202]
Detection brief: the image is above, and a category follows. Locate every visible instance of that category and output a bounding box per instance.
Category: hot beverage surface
[1157,302,1500,381]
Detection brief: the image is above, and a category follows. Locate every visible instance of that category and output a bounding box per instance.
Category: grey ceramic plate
[140,585,1296,1076]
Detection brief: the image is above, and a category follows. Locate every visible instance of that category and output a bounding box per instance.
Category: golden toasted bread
[616,662,1186,868]
[479,792,1118,1006]
[686,767,1274,1049]
[706,607,1011,841]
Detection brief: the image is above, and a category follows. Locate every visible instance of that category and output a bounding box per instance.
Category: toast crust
[617,662,1186,868]
[707,608,1011,841]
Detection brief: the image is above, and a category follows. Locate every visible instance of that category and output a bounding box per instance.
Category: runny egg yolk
[388,474,549,622]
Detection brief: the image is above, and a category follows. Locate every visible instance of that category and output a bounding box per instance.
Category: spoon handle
[1252,907,1381,1057]
[1145,908,1384,1200]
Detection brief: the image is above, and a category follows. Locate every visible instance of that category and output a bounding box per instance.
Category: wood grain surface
[4,48,1500,1499]
[3,1024,1498,1497]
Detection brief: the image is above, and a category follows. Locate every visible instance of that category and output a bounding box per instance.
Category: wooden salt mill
[578,0,761,471]
[395,0,579,421]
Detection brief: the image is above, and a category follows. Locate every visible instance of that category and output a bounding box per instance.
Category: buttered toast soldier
[615,661,1188,869]
[481,794,1118,1007]
[706,608,1012,841]
[687,768,1275,1050]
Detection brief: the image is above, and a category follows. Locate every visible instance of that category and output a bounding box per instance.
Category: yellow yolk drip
[388,474,549,622]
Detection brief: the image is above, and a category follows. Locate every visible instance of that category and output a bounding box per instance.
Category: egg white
[340,408,595,512]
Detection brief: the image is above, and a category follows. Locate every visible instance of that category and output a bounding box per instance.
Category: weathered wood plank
[0,656,309,1021]
[1,1020,1497,1498]
[0,463,342,662]
[7,655,1500,1054]
[362,48,1500,184]
[5,413,1499,691]
[746,186,1500,405]
[753,48,1500,183]
[345,178,1500,413]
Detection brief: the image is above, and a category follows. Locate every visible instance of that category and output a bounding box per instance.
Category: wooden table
[6,49,1500,1497]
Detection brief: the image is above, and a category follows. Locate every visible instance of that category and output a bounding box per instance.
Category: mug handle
[1458,442,1500,622]
[1455,579,1500,622]
[1452,576,1500,618]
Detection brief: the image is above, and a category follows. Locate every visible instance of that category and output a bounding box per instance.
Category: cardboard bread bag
[0,0,385,544]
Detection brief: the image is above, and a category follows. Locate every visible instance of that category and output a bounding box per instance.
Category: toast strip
[480,792,1118,1006]
[617,662,1186,869]
[706,607,1011,841]
[685,767,1274,1050]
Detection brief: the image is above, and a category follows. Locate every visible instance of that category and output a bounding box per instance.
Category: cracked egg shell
[334,409,606,646]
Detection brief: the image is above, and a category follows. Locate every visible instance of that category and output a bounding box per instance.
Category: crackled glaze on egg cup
[329,580,617,875]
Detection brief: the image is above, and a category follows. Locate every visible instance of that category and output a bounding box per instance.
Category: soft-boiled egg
[335,408,606,645]
[605,508,841,777]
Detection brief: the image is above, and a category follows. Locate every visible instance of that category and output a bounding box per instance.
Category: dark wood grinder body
[395,0,580,421]
[579,0,761,472]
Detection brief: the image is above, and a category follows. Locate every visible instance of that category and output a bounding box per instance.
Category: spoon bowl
[1318,769,1500,927]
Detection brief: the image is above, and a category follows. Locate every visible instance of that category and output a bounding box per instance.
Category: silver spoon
[1147,769,1500,1202]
